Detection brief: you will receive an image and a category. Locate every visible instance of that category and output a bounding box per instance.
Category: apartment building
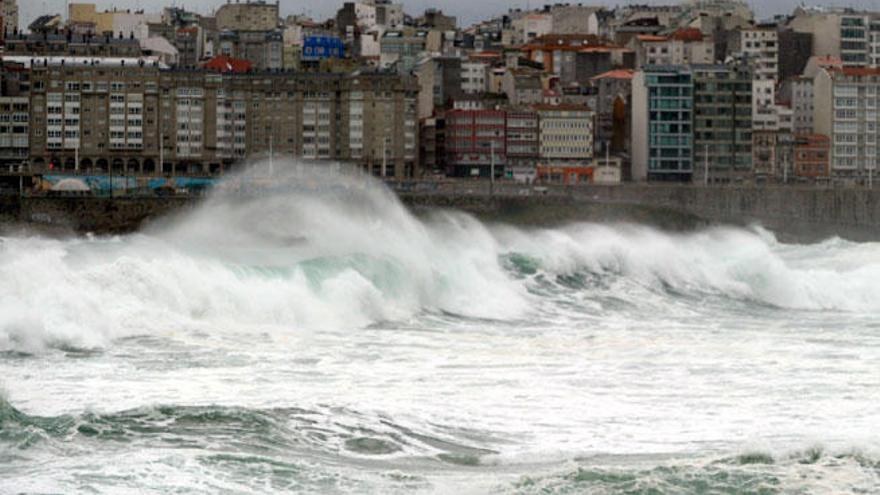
[415,56,462,119]
[461,61,488,95]
[3,33,142,57]
[380,29,428,74]
[0,96,29,167]
[787,77,815,135]
[628,29,715,68]
[813,66,880,180]
[444,109,506,178]
[793,134,831,179]
[505,109,539,181]
[535,104,594,167]
[19,57,418,177]
[25,58,161,173]
[1,0,18,34]
[0,60,29,168]
[632,66,694,182]
[215,1,279,32]
[789,8,880,68]
[729,27,780,131]
[692,64,753,183]
[591,69,633,153]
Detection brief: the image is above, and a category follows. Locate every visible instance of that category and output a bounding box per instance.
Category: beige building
[68,3,161,37]
[22,58,419,178]
[789,8,880,68]
[1,0,18,34]
[215,1,279,32]
[535,104,594,166]
[0,96,29,166]
[628,29,715,68]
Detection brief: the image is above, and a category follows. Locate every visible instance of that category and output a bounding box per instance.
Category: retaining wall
[10,185,880,241]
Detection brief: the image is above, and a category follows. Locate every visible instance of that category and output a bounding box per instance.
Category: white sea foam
[3,160,880,353]
[2,161,880,494]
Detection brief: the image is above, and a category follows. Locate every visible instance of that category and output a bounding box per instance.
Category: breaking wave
[2,161,880,352]
[3,390,879,494]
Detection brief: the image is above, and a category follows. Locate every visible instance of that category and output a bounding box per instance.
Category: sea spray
[4,160,880,353]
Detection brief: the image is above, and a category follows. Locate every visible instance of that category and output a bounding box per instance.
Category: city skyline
[18,0,880,31]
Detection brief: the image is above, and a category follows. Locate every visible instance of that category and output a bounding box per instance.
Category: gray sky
[18,0,880,31]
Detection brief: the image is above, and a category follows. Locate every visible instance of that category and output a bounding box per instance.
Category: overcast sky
[19,0,880,30]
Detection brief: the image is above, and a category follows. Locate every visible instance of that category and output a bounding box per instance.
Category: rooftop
[592,69,635,81]
[532,103,592,112]
[202,55,253,74]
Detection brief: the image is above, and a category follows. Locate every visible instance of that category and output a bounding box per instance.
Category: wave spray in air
[2,161,880,352]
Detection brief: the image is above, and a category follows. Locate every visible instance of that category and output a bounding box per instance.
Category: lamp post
[382,137,389,178]
[490,139,496,195]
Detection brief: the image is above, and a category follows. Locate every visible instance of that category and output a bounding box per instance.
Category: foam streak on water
[1,163,879,494]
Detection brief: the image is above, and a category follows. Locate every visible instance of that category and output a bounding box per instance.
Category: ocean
[1,166,879,494]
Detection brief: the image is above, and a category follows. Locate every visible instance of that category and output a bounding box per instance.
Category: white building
[461,61,487,94]
[737,28,778,80]
[174,87,203,157]
[789,77,814,134]
[813,66,880,180]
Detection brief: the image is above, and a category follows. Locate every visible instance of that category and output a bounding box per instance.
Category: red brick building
[793,134,830,179]
[445,109,506,178]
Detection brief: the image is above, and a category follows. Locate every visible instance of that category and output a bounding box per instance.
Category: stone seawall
[17,196,195,234]
[578,186,880,242]
[402,185,880,242]
[6,185,880,241]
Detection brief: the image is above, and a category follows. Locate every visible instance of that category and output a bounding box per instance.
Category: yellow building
[68,3,112,34]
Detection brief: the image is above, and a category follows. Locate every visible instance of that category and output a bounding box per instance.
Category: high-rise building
[789,8,880,69]
[692,64,753,184]
[632,65,694,182]
[813,66,880,181]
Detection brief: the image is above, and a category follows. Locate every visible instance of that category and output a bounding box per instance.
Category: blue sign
[302,35,345,61]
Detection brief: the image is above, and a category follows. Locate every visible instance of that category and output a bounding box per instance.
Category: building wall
[461,62,487,95]
[25,61,418,177]
[505,110,539,180]
[791,78,814,135]
[1,0,17,33]
[216,2,279,32]
[639,66,694,182]
[445,109,506,177]
[789,11,842,64]
[537,106,594,164]
[778,30,813,81]
[0,96,28,165]
[593,76,632,152]
[793,134,830,178]
[693,65,752,184]
[815,68,880,179]
[631,70,649,181]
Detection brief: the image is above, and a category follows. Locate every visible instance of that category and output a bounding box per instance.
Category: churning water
[1,163,879,494]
